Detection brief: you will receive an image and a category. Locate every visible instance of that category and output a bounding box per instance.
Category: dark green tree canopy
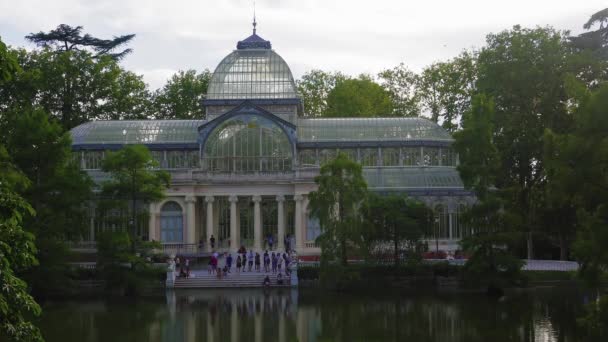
[377,63,421,117]
[308,153,368,265]
[325,76,394,117]
[26,24,135,60]
[151,69,211,119]
[296,69,348,117]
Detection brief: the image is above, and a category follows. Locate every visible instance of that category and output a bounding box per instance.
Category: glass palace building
[70,29,475,254]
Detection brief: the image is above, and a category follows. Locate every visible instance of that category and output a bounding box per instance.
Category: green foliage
[296,69,348,116]
[13,48,150,130]
[101,145,169,250]
[325,77,394,117]
[377,63,420,117]
[96,231,161,296]
[364,193,432,266]
[578,295,608,340]
[309,153,368,266]
[151,69,211,119]
[0,146,43,342]
[4,108,93,296]
[418,51,477,132]
[25,24,135,60]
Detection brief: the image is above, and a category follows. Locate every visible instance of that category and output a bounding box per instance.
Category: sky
[0,0,605,90]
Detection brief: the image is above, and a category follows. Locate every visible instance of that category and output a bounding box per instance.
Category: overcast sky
[0,0,605,89]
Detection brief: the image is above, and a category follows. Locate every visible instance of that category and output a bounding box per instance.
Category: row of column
[203,194,306,252]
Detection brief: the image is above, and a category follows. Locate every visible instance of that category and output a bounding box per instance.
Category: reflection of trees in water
[305,292,581,342]
[36,289,584,342]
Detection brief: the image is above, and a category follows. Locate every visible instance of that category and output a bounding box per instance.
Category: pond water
[37,287,587,342]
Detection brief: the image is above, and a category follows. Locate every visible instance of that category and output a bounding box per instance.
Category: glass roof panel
[70,120,205,145]
[363,167,463,189]
[297,117,453,142]
[207,49,298,100]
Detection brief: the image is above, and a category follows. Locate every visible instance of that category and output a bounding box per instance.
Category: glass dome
[206,49,299,100]
[202,114,293,173]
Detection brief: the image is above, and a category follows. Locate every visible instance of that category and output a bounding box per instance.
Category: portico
[150,191,310,254]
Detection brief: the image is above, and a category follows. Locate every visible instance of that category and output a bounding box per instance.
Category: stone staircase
[173,270,292,288]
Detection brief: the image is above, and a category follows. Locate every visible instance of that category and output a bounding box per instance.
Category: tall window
[203,115,293,173]
[160,201,183,243]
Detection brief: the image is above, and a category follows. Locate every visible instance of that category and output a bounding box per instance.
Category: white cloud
[0,0,605,89]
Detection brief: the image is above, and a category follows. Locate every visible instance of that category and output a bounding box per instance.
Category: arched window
[160,201,183,243]
[202,115,293,173]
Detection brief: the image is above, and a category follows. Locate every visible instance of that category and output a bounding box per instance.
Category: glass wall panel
[298,150,317,167]
[203,114,293,173]
[83,151,104,170]
[360,148,378,167]
[306,216,322,241]
[239,199,254,247]
[150,151,164,168]
[382,148,400,166]
[433,205,450,239]
[402,147,421,166]
[262,199,278,249]
[160,201,183,243]
[337,148,357,162]
[423,147,440,166]
[217,198,230,245]
[318,149,337,165]
[440,147,457,167]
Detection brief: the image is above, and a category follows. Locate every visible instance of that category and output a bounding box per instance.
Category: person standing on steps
[247,250,254,272]
[210,235,216,250]
[263,250,270,273]
[255,252,261,272]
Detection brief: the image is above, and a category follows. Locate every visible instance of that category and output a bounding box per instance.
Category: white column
[253,195,262,251]
[294,195,304,251]
[185,195,196,244]
[205,196,214,252]
[229,195,239,251]
[448,211,454,240]
[277,195,285,251]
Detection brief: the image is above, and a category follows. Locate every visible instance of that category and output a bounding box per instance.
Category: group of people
[174,255,191,278]
[202,247,292,284]
[198,234,295,253]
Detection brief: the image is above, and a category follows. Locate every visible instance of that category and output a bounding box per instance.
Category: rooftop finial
[252,0,257,34]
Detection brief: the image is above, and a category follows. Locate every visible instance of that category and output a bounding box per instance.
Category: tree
[377,63,421,117]
[101,145,170,252]
[325,76,394,117]
[26,24,135,60]
[151,69,211,119]
[570,8,608,60]
[308,153,368,266]
[296,69,348,116]
[453,95,524,292]
[365,193,431,267]
[475,26,572,259]
[5,108,93,295]
[14,48,151,129]
[418,51,477,132]
[0,146,43,342]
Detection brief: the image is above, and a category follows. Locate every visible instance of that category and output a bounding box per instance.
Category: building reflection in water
[37,288,583,342]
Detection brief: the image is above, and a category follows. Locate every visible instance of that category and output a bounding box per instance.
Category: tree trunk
[559,233,567,261]
[526,231,534,260]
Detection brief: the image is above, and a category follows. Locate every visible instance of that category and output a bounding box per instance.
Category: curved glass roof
[364,167,464,189]
[71,120,204,145]
[297,117,453,142]
[206,49,298,100]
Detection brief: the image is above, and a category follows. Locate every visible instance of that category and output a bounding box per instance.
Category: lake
[37,287,587,341]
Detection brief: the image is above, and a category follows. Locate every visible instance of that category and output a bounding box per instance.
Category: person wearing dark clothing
[255,253,261,272]
[210,235,216,249]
